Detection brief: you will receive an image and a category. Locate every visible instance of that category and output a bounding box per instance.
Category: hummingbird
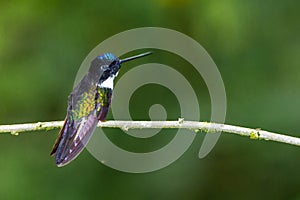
[50,51,152,167]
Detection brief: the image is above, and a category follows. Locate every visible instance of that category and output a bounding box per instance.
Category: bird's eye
[110,60,117,66]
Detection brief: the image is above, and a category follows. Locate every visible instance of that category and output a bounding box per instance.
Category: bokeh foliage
[1,0,300,199]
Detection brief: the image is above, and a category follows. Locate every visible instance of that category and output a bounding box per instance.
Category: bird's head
[96,52,152,85]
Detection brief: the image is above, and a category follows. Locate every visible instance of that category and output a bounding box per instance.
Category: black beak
[119,52,152,64]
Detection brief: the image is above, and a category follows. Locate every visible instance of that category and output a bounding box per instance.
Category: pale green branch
[0,119,300,147]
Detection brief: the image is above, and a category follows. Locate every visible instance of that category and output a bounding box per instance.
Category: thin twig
[0,119,300,147]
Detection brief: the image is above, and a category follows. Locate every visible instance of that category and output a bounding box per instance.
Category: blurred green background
[1,0,300,199]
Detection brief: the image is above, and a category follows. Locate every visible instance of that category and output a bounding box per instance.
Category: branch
[0,119,300,147]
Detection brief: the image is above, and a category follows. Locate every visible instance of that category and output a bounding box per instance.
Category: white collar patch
[100,76,115,89]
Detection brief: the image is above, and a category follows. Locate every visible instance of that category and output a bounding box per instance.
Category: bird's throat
[100,76,115,89]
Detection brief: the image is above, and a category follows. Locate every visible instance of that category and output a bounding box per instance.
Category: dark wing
[50,87,99,166]
[50,86,113,167]
[51,114,98,167]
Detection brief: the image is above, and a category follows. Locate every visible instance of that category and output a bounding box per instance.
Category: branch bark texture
[0,119,300,147]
